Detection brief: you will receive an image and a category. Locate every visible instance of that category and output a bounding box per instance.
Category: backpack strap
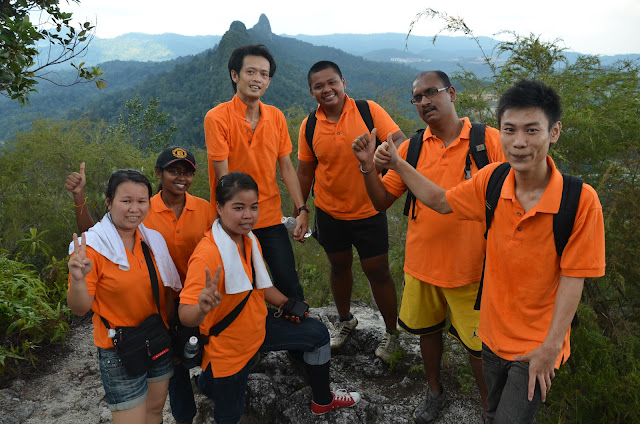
[304,110,318,161]
[554,174,583,256]
[402,128,426,219]
[474,162,511,310]
[101,241,165,330]
[355,99,377,140]
[465,123,489,179]
[204,264,256,340]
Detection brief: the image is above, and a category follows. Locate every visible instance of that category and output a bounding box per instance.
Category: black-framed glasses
[166,168,194,177]
[410,86,450,105]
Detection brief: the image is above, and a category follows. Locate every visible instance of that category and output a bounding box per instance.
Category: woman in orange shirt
[66,147,214,424]
[179,172,360,423]
[67,169,177,423]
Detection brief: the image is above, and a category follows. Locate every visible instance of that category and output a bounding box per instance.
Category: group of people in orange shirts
[66,43,605,424]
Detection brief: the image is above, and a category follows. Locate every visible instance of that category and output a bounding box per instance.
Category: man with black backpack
[353,70,504,423]
[296,61,406,361]
[371,79,605,424]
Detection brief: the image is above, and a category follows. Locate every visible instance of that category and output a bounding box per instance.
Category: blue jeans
[168,362,196,423]
[253,224,304,301]
[198,310,330,423]
[482,344,542,424]
[97,347,173,412]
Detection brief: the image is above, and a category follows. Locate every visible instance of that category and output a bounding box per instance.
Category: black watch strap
[298,205,309,213]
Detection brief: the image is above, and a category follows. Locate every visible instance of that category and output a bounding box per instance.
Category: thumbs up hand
[65,162,86,195]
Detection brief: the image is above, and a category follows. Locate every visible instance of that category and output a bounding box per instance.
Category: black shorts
[314,206,389,260]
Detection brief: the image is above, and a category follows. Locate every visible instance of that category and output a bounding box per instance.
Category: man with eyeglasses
[353,70,505,423]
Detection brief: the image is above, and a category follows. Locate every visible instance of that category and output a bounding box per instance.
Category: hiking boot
[311,389,361,415]
[413,385,445,424]
[375,330,400,362]
[330,315,358,349]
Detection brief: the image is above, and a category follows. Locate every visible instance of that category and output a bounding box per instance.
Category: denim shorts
[98,347,174,411]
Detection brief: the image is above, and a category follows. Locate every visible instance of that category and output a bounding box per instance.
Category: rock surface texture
[0,301,482,423]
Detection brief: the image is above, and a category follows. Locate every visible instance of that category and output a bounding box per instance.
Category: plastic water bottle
[282,216,312,238]
[183,336,199,369]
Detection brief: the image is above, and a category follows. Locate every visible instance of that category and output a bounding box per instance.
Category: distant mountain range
[2,14,637,145]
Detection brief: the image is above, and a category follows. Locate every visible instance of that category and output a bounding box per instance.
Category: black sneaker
[413,385,445,424]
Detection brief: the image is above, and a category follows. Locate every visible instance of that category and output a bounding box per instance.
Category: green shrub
[0,253,70,377]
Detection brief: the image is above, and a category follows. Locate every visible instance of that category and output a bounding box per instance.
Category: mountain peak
[252,14,272,37]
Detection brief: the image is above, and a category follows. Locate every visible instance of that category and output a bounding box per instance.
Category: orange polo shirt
[70,230,169,349]
[446,157,606,366]
[143,192,214,284]
[180,229,268,378]
[204,94,292,229]
[382,118,505,287]
[298,95,400,220]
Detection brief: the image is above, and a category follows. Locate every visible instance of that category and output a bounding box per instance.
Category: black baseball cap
[155,146,197,171]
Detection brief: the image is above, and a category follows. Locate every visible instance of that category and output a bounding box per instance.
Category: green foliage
[0,0,105,105]
[0,253,70,377]
[108,95,178,152]
[0,118,147,258]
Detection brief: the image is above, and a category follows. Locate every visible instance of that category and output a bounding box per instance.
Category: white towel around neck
[211,219,272,294]
[68,212,181,291]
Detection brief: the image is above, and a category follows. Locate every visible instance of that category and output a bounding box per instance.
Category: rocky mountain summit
[0,301,482,423]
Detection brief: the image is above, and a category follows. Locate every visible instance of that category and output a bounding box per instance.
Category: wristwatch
[298,205,309,213]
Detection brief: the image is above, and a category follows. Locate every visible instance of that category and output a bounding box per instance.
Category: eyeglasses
[410,86,450,105]
[166,168,194,177]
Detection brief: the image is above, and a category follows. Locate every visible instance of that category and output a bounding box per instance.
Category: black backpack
[474,162,583,326]
[403,123,490,219]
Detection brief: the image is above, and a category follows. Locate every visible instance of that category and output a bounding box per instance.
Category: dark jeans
[198,310,330,424]
[253,224,304,301]
[482,344,542,424]
[168,362,196,423]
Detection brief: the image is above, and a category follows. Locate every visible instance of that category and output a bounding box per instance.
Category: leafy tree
[0,0,105,105]
[108,95,178,152]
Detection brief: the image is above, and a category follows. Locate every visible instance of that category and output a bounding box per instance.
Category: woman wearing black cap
[65,146,214,424]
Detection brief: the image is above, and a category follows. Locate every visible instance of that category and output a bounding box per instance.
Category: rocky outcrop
[0,301,483,423]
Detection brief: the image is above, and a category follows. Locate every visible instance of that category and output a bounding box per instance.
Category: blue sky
[49,0,640,56]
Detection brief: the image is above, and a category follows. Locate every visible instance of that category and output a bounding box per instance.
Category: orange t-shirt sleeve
[204,107,230,162]
[275,110,293,158]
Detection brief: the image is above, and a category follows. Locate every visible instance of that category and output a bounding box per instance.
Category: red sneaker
[311,389,361,415]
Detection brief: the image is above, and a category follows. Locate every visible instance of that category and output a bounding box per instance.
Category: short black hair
[216,171,259,206]
[497,79,562,131]
[105,169,152,203]
[307,60,343,88]
[227,44,276,92]
[413,70,451,90]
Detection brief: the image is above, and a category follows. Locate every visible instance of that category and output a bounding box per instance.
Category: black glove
[275,298,309,321]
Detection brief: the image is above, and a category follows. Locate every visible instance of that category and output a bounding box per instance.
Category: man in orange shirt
[353,70,504,423]
[204,44,308,301]
[372,79,605,424]
[297,61,406,361]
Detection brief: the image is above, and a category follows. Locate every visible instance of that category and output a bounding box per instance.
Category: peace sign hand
[65,162,86,195]
[68,232,93,280]
[198,266,222,316]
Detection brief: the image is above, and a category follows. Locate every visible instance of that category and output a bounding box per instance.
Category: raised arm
[65,162,95,233]
[352,129,398,211]
[375,138,452,214]
[514,275,585,402]
[67,233,94,316]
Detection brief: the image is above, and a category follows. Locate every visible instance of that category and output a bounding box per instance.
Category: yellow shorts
[398,273,481,358]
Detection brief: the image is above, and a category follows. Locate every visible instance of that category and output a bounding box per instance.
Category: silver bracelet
[359,162,375,174]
